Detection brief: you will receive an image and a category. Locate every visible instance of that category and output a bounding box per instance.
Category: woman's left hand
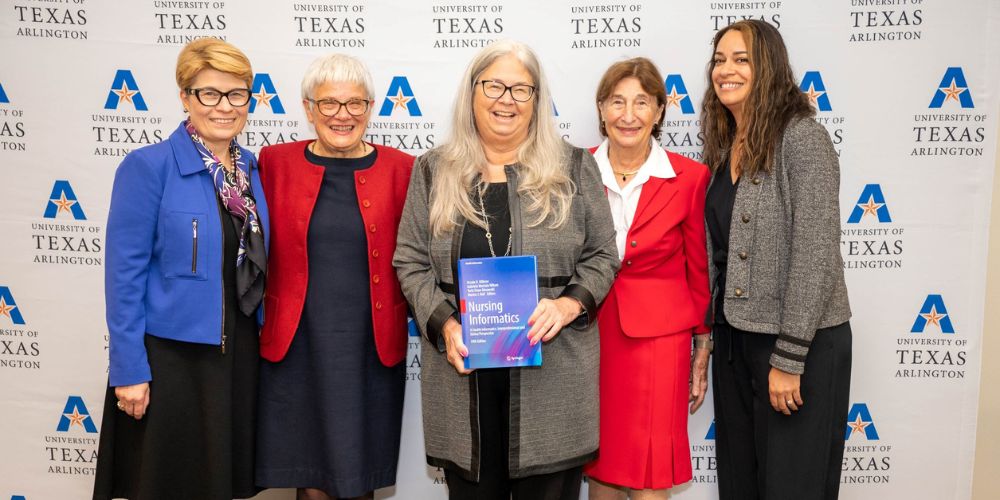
[526,297,582,345]
[768,367,803,415]
[689,347,711,414]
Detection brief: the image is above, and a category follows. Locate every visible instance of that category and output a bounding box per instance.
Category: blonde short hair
[175,38,253,90]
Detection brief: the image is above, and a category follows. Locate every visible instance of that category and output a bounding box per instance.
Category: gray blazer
[708,117,851,374]
[393,144,618,480]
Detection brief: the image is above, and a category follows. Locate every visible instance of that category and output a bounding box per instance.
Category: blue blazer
[105,122,270,387]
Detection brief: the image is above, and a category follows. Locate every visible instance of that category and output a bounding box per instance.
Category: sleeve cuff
[769,334,811,375]
[560,283,597,330]
[426,300,456,353]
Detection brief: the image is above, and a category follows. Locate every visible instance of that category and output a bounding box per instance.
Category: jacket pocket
[162,210,208,280]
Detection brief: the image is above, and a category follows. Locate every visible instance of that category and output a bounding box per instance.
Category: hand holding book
[525,297,585,346]
[442,317,473,375]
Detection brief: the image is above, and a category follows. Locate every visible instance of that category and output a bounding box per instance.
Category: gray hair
[429,39,572,236]
[300,53,374,100]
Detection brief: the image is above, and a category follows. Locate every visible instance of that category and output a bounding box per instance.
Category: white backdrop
[1,1,999,499]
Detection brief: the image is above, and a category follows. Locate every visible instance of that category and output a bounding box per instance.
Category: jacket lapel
[629,175,679,233]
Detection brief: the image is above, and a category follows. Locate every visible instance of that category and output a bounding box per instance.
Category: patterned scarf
[185,119,266,316]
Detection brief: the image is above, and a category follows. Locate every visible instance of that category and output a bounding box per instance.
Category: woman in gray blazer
[394,40,618,499]
[700,20,853,500]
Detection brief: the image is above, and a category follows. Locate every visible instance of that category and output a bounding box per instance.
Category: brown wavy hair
[700,20,814,176]
[595,57,667,140]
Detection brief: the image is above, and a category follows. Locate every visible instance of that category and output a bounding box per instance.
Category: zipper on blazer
[191,218,199,274]
[220,215,227,355]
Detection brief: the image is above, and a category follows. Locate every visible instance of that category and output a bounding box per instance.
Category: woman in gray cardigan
[701,20,853,500]
[393,40,618,499]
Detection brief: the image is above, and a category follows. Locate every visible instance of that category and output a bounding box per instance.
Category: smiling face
[180,68,249,153]
[473,54,535,152]
[600,76,663,153]
[712,29,753,123]
[304,81,371,158]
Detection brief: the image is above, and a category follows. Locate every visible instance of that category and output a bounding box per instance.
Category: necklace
[477,184,512,257]
[612,168,641,181]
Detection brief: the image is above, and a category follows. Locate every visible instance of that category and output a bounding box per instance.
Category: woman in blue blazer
[93,38,269,500]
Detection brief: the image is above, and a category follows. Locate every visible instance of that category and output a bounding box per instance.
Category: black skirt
[93,202,259,500]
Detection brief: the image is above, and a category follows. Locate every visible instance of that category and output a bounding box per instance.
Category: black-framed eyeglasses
[185,87,252,107]
[476,80,536,102]
[306,97,372,117]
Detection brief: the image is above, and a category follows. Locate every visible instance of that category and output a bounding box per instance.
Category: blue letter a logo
[911,294,955,333]
[0,82,9,104]
[0,286,25,325]
[929,67,974,109]
[845,403,880,440]
[664,74,695,114]
[43,180,87,220]
[846,184,891,223]
[379,76,422,117]
[799,71,832,112]
[249,73,285,114]
[104,70,148,111]
[56,396,98,433]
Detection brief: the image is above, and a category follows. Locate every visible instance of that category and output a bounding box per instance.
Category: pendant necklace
[477,184,512,257]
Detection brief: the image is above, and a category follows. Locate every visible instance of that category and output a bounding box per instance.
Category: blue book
[457,255,541,369]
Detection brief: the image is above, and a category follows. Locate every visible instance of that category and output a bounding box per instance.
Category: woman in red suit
[255,53,413,500]
[584,58,712,499]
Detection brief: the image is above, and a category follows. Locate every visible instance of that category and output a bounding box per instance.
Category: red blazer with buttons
[592,147,712,337]
[258,140,414,365]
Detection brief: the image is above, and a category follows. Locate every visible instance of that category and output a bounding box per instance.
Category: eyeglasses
[185,87,251,107]
[306,98,372,117]
[476,80,536,102]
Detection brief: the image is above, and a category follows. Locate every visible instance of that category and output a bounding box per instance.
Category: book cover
[457,255,541,369]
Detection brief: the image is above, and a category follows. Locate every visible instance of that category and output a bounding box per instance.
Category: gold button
[734,288,743,297]
[738,251,747,260]
[359,176,367,184]
[741,213,751,223]
[375,301,383,310]
[630,240,637,247]
[369,224,377,233]
[372,249,380,258]
[362,199,371,208]
[373,275,381,284]
[752,177,761,185]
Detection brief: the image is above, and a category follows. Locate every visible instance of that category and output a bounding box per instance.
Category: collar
[169,121,253,177]
[595,137,676,193]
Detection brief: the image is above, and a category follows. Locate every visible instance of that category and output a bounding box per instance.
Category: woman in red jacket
[255,53,413,500]
[584,58,712,500]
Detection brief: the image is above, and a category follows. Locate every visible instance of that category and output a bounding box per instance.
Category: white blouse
[593,137,676,260]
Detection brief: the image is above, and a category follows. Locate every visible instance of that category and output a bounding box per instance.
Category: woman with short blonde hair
[94,37,268,500]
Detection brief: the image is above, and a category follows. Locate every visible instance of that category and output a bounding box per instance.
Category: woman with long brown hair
[701,20,853,500]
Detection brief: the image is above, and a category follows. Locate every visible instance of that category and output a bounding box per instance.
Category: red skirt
[584,291,693,489]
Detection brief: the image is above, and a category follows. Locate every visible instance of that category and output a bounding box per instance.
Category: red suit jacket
[258,141,414,365]
[594,148,712,337]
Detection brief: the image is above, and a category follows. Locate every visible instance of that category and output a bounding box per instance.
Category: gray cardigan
[708,117,851,374]
[393,144,618,480]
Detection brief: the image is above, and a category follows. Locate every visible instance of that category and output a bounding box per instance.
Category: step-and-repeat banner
[1,1,998,499]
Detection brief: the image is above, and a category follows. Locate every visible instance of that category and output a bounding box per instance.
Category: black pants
[712,322,852,500]
[445,369,583,500]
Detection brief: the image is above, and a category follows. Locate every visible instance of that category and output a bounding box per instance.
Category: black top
[705,159,738,325]
[460,182,511,259]
[301,145,378,331]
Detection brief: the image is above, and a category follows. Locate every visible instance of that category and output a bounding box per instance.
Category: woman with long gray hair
[394,39,619,499]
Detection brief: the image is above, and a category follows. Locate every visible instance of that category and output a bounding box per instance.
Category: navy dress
[256,147,406,497]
